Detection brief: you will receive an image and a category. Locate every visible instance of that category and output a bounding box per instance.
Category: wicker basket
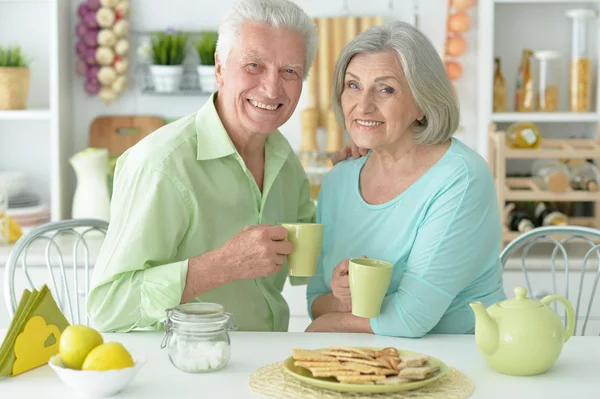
[0,67,30,110]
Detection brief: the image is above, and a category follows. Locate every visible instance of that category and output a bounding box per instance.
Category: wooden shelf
[488,127,600,247]
[492,112,598,123]
[502,139,600,159]
[504,177,600,201]
[503,218,597,242]
[0,109,52,121]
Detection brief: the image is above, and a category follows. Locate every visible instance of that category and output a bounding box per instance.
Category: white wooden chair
[4,219,108,326]
[500,225,600,336]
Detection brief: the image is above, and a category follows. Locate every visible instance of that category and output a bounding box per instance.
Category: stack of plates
[0,171,49,230]
[7,204,50,228]
[8,192,39,209]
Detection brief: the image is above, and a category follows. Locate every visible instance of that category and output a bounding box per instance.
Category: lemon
[59,325,104,370]
[81,342,135,371]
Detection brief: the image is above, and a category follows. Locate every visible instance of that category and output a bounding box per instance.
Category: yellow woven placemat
[249,362,474,399]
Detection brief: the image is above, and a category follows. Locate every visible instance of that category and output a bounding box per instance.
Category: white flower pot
[197,65,217,93]
[150,65,184,93]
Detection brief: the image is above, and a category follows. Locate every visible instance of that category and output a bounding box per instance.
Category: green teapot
[470,286,575,376]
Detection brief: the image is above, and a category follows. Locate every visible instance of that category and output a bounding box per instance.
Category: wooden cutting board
[89,115,166,157]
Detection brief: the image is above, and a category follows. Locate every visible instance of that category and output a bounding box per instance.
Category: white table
[0,330,598,398]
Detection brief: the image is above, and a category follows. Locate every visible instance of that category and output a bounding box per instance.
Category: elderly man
[87,0,325,333]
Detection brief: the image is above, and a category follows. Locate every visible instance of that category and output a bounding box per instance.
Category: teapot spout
[470,302,499,356]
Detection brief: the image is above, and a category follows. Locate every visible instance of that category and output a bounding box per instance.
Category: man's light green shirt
[87,93,315,332]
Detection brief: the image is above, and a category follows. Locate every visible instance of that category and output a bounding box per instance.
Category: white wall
[0,0,478,216]
[64,0,478,214]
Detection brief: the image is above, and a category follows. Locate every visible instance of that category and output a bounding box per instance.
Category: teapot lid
[498,287,542,309]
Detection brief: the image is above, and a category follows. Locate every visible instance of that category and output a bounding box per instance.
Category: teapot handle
[541,295,575,342]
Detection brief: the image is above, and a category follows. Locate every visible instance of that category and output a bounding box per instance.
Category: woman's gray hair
[332,21,459,145]
[217,0,318,79]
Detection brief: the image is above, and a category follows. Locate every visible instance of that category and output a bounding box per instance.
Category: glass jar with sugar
[161,302,238,373]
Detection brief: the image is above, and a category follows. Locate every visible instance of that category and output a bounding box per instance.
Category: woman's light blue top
[306,138,507,338]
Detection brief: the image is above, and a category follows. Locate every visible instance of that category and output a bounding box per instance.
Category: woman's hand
[330,259,352,311]
[305,312,374,333]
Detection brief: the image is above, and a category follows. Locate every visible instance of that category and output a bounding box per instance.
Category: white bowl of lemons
[48,325,145,398]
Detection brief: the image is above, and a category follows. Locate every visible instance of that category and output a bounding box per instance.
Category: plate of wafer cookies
[283,346,447,393]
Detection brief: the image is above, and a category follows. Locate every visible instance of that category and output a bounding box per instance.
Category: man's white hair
[216,0,318,79]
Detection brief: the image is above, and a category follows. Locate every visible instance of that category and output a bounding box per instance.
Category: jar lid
[165,302,234,332]
[565,9,597,19]
[534,51,561,60]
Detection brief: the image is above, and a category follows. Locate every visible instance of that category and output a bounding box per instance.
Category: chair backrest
[499,225,600,336]
[4,219,108,326]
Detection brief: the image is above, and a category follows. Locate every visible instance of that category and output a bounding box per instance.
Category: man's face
[215,22,306,135]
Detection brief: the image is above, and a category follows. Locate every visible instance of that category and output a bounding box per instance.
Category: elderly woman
[305,21,506,337]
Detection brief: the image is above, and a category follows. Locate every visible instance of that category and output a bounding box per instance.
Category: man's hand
[220,225,292,280]
[331,142,368,166]
[330,259,352,311]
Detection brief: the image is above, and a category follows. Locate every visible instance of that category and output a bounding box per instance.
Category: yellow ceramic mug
[281,223,324,277]
[349,258,393,318]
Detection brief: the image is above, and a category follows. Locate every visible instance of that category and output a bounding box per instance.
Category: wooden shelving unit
[488,125,600,243]
[491,112,598,123]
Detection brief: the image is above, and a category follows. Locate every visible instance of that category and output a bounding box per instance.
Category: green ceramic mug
[281,223,324,277]
[349,258,393,318]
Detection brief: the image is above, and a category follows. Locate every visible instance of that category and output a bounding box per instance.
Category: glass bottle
[326,109,344,160]
[299,107,320,169]
[505,202,535,233]
[0,187,8,244]
[566,9,596,112]
[531,159,571,192]
[568,160,599,191]
[534,202,568,226]
[506,122,542,149]
[515,49,534,112]
[493,57,507,112]
[534,51,560,112]
[306,166,329,202]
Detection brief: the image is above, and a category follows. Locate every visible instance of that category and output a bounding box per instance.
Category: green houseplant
[0,45,31,110]
[149,29,189,93]
[194,32,218,93]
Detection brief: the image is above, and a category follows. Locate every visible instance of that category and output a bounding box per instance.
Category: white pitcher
[70,148,110,221]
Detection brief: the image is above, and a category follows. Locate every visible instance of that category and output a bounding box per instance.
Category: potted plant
[149,29,188,93]
[0,45,31,110]
[194,32,218,93]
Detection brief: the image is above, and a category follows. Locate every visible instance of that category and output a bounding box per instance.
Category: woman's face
[341,51,424,151]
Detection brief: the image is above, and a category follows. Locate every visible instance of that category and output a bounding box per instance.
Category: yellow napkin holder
[0,284,70,377]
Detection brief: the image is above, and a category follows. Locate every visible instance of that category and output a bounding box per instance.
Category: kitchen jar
[566,9,596,112]
[161,302,238,373]
[506,122,541,149]
[532,159,571,193]
[534,51,560,112]
[305,166,328,201]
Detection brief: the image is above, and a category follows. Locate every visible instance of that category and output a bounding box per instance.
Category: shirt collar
[195,91,291,161]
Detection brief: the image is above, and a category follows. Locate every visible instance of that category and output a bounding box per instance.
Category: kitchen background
[1,0,600,333]
[0,0,475,224]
